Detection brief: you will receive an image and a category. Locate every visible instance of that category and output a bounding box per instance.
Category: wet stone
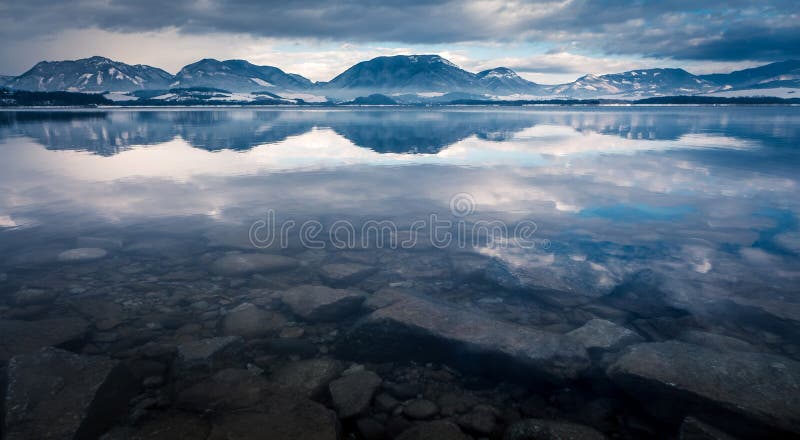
[329,370,382,418]
[337,291,589,384]
[457,405,498,436]
[177,368,270,411]
[503,418,607,440]
[607,341,800,436]
[102,411,210,440]
[319,263,378,286]
[210,253,299,276]
[269,358,344,398]
[58,247,108,262]
[375,392,401,412]
[566,318,643,353]
[4,347,137,440]
[0,317,90,361]
[206,393,339,440]
[175,336,244,374]
[403,399,439,419]
[221,302,287,337]
[357,417,386,440]
[396,420,469,440]
[679,416,737,440]
[280,284,366,321]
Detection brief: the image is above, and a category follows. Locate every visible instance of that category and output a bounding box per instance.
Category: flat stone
[457,405,498,435]
[4,347,137,440]
[175,336,244,374]
[329,370,382,418]
[57,247,108,262]
[269,358,344,398]
[607,341,800,436]
[396,421,469,440]
[679,416,737,440]
[337,291,589,383]
[403,399,439,419]
[177,368,270,411]
[566,318,643,353]
[12,288,60,306]
[210,253,299,276]
[320,263,377,286]
[677,330,761,353]
[280,285,366,321]
[102,411,210,440]
[0,317,89,361]
[221,302,287,337]
[503,418,607,440]
[206,394,339,440]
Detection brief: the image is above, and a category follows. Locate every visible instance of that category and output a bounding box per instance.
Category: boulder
[396,421,469,440]
[566,319,643,353]
[3,347,137,440]
[0,317,89,361]
[607,341,800,436]
[320,263,377,286]
[280,285,366,321]
[337,292,589,383]
[457,405,498,436]
[503,418,606,440]
[210,253,298,276]
[221,302,287,337]
[177,368,270,411]
[328,370,382,418]
[57,247,108,262]
[269,358,345,398]
[207,393,339,440]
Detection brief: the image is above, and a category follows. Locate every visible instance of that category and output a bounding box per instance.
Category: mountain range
[2,55,798,102]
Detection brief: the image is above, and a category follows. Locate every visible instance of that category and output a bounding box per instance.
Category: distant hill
[3,55,799,101]
[171,59,313,92]
[5,56,172,92]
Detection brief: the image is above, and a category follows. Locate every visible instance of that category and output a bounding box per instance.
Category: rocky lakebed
[1,232,799,440]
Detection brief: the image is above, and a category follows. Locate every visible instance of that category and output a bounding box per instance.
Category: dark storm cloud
[0,0,798,61]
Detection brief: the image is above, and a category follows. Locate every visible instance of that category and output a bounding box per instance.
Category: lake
[1,107,799,438]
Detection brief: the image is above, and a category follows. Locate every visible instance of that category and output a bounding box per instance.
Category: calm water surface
[1,107,799,438]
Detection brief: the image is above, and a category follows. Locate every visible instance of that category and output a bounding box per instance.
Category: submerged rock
[206,393,339,440]
[396,421,469,440]
[280,285,366,321]
[607,341,800,436]
[177,368,270,411]
[0,317,89,361]
[403,399,439,419]
[337,292,589,383]
[57,247,108,262]
[319,263,377,286]
[102,411,210,440]
[210,253,298,276]
[679,416,737,440]
[328,370,382,418]
[4,347,137,440]
[221,302,287,337]
[566,318,643,353]
[503,418,607,440]
[12,288,60,306]
[175,336,244,374]
[269,358,345,398]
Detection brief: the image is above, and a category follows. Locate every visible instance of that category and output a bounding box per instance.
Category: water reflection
[0,108,799,436]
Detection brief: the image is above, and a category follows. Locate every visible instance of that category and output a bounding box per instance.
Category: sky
[0,0,798,84]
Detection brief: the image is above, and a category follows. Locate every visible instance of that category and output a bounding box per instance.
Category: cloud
[0,1,797,77]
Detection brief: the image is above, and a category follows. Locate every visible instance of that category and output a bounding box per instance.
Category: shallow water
[1,107,799,438]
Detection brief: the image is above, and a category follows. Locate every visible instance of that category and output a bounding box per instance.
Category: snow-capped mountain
[476,67,543,95]
[548,68,717,98]
[171,59,313,92]
[5,56,173,92]
[322,55,480,96]
[700,60,800,90]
